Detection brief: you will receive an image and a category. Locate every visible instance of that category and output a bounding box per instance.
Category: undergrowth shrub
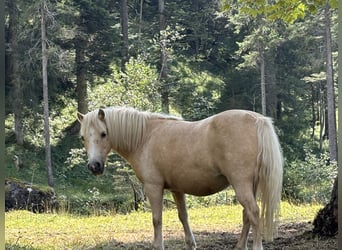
[283,148,336,203]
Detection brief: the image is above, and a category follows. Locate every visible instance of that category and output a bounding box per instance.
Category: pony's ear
[77,112,84,122]
[98,109,105,121]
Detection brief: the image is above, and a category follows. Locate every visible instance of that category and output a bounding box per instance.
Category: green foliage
[5,144,49,190]
[58,0,119,76]
[89,56,160,111]
[283,147,337,203]
[172,60,225,120]
[64,148,86,169]
[222,0,337,23]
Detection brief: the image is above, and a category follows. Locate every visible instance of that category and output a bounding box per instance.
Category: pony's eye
[101,132,107,138]
[80,136,85,142]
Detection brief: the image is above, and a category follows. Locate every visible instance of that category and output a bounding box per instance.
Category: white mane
[84,107,182,152]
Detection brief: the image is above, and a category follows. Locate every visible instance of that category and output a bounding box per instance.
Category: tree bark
[192,0,200,58]
[266,56,278,119]
[7,0,24,145]
[319,87,325,152]
[324,4,337,161]
[138,0,143,42]
[158,0,169,113]
[313,4,337,237]
[41,0,54,188]
[120,0,129,72]
[75,30,88,114]
[259,46,266,116]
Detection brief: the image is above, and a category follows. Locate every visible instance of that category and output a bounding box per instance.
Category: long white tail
[256,116,283,242]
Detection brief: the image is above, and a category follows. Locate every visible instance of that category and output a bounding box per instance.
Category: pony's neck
[105,107,148,153]
[104,107,182,155]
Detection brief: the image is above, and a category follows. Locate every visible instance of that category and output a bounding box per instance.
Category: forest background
[5,0,338,218]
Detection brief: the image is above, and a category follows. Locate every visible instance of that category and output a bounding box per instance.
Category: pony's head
[77,109,111,176]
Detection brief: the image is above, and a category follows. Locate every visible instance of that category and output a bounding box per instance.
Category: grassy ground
[5,202,337,249]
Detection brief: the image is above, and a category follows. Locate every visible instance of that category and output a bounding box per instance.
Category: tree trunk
[41,0,54,188]
[310,84,316,138]
[259,47,266,116]
[319,87,325,152]
[75,34,88,114]
[158,0,169,113]
[266,56,278,119]
[138,0,143,43]
[7,0,24,145]
[313,4,337,237]
[192,0,200,58]
[120,0,129,72]
[324,4,337,161]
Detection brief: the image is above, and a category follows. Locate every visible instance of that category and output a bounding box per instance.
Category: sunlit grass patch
[279,202,322,223]
[5,202,323,249]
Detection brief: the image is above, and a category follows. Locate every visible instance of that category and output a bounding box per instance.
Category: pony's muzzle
[87,160,104,176]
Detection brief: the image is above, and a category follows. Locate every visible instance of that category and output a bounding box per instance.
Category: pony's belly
[166,174,229,196]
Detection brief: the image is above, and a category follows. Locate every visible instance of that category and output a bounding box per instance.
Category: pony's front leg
[145,183,164,250]
[172,191,196,250]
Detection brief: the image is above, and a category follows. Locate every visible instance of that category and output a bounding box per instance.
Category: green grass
[5,202,322,249]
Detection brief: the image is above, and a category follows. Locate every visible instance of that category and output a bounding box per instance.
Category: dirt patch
[89,222,337,249]
[192,222,337,250]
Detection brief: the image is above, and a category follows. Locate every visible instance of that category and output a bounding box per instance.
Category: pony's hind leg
[236,209,250,250]
[144,183,164,250]
[234,185,263,250]
[172,191,196,250]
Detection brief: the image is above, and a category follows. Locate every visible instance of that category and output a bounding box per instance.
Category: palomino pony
[77,107,283,250]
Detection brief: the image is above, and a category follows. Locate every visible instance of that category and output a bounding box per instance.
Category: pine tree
[41,0,54,188]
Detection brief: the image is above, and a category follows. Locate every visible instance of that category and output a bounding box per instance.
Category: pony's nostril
[87,163,92,170]
[87,161,104,175]
[94,162,101,171]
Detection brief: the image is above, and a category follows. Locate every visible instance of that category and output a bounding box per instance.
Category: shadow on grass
[83,231,239,250]
[85,223,337,250]
[5,243,42,250]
